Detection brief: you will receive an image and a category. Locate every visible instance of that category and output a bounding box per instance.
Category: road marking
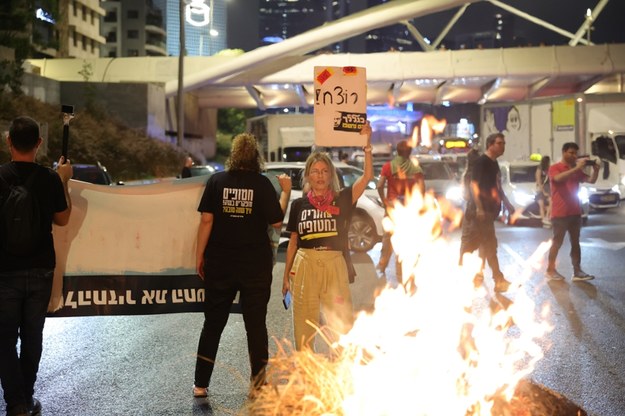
[501,243,525,265]
[581,238,625,251]
[501,241,551,271]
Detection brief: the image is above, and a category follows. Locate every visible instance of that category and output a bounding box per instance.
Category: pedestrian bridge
[26,0,624,110]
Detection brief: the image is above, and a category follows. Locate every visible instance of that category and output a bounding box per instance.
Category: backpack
[0,168,42,255]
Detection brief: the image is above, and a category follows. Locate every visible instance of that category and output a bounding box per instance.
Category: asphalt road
[2,205,624,416]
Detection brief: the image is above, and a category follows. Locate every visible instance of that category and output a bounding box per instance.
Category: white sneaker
[545,270,565,281]
[572,271,595,281]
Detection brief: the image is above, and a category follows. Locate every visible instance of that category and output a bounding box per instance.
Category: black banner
[49,275,242,317]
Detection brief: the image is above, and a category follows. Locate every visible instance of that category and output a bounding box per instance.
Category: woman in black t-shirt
[193,133,291,397]
[282,123,373,351]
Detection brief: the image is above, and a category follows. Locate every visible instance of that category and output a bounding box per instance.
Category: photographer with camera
[545,142,599,282]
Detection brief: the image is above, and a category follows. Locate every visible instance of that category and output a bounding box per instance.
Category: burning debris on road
[247,190,584,415]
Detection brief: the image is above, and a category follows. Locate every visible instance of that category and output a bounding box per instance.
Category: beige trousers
[289,248,354,351]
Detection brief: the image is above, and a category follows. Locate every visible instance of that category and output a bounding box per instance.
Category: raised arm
[53,156,73,226]
[583,161,600,184]
[273,173,292,228]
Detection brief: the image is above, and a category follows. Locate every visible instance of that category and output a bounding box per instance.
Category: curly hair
[226,133,264,173]
[302,151,341,193]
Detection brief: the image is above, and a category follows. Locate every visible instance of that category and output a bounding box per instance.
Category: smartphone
[584,159,596,166]
[61,104,74,114]
[282,291,292,310]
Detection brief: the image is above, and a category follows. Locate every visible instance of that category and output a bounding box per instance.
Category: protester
[545,142,599,281]
[0,116,72,416]
[535,155,551,227]
[193,133,291,398]
[181,156,193,178]
[462,133,514,292]
[282,123,373,351]
[376,140,424,281]
[458,148,485,270]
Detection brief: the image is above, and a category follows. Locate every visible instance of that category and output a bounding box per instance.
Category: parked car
[205,161,225,172]
[412,155,464,208]
[188,165,217,177]
[71,163,116,185]
[265,161,384,252]
[440,153,468,180]
[498,160,590,225]
[582,177,621,210]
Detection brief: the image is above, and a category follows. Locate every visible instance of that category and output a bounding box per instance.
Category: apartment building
[101,0,167,57]
[64,0,107,58]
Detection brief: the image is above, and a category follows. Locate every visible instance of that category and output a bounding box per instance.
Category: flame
[420,115,447,148]
[410,125,420,148]
[249,188,553,416]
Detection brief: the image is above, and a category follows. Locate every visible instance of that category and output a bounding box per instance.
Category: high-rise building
[62,0,107,58]
[256,0,367,52]
[258,0,324,47]
[161,0,227,57]
[0,0,106,59]
[364,0,424,53]
[365,24,420,52]
[101,0,167,57]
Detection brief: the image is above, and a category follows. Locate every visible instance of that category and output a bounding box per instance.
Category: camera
[578,155,596,166]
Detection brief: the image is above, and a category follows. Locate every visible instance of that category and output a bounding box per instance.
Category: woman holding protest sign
[281,122,373,351]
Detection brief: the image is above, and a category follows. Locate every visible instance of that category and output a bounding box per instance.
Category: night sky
[412,0,625,47]
[227,0,625,50]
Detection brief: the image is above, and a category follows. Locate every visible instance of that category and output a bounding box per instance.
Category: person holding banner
[180,156,194,178]
[282,122,373,351]
[0,116,72,416]
[193,133,291,398]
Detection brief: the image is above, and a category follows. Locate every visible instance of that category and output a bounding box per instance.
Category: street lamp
[585,8,593,44]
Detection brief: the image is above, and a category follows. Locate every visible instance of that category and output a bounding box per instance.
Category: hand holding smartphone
[282,291,292,310]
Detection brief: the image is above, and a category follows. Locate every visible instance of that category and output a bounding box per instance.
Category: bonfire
[247,189,585,415]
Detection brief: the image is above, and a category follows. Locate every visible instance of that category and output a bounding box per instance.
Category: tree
[217,108,255,135]
[214,108,256,161]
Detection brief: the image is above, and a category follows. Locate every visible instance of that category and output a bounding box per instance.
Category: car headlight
[587,187,597,193]
[611,184,620,194]
[445,186,464,205]
[578,186,589,203]
[512,190,534,207]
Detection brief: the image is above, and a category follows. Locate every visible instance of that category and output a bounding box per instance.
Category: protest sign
[314,66,367,147]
